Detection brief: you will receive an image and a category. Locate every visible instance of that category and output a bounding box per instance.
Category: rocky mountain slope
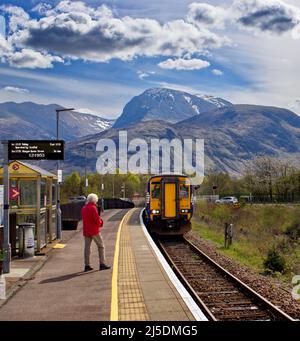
[0,101,114,141]
[3,90,300,176]
[61,104,300,176]
[113,88,232,128]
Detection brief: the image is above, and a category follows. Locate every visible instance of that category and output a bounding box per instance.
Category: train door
[162,178,179,219]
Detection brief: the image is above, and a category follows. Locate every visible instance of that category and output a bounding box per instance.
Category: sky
[0,0,300,118]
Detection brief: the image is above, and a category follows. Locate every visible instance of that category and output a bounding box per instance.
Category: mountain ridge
[62,103,300,176]
[0,101,115,141]
[113,88,233,128]
[2,89,300,176]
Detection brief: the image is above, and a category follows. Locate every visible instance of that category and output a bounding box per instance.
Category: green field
[192,202,300,284]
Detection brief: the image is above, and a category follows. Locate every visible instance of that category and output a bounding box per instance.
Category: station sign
[8,140,65,160]
[57,169,63,183]
[9,187,20,201]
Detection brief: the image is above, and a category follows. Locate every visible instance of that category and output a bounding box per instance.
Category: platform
[0,208,201,321]
[115,208,195,321]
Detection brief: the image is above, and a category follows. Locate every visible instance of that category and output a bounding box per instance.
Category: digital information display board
[8,140,65,160]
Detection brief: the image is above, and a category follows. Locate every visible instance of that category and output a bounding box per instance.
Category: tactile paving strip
[118,215,149,321]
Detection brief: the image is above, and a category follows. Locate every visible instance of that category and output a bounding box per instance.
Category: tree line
[199,156,300,202]
[61,156,300,203]
[61,171,148,203]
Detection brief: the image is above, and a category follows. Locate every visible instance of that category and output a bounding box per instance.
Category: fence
[61,198,135,230]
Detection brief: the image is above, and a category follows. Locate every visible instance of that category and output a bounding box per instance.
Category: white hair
[87,193,99,203]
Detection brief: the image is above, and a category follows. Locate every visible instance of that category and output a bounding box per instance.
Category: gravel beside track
[185,231,300,320]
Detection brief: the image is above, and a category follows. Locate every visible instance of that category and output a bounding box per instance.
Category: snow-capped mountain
[73,109,113,131]
[65,104,300,176]
[113,88,232,128]
[194,94,232,108]
[0,102,114,141]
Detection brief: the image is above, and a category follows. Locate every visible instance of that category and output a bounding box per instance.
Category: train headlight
[181,209,188,213]
[151,209,160,214]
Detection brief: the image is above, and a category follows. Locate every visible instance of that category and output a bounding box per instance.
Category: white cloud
[0,67,144,118]
[137,71,150,80]
[158,58,210,70]
[0,1,228,67]
[187,2,227,28]
[0,5,29,32]
[0,35,10,54]
[211,29,300,112]
[232,0,300,35]
[0,0,299,73]
[8,49,64,69]
[3,86,29,93]
[31,3,52,15]
[212,68,224,76]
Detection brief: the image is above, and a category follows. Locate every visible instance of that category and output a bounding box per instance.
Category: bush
[285,222,300,240]
[263,248,286,273]
[212,205,233,225]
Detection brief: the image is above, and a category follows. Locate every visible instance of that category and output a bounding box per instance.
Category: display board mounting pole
[1,141,10,274]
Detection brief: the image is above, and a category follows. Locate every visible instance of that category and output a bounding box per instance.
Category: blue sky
[0,0,300,118]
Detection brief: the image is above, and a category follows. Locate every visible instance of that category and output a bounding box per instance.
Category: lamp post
[55,108,75,240]
[84,143,94,197]
[1,141,10,273]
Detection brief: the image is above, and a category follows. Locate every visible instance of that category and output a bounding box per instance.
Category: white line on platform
[139,210,208,322]
[3,268,30,278]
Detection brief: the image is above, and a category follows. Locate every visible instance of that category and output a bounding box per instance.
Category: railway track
[157,237,295,321]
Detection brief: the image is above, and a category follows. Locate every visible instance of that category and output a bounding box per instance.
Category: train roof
[148,174,190,181]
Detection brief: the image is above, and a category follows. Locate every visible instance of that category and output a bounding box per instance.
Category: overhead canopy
[0,160,57,179]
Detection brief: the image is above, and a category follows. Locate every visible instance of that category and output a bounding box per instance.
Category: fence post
[224,222,228,248]
[224,222,233,249]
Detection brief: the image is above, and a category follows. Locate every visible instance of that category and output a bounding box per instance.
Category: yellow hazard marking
[53,243,66,249]
[110,209,133,321]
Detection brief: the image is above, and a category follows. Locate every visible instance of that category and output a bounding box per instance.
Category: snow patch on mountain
[195,94,232,108]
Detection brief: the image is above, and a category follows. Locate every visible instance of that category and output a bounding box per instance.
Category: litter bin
[18,223,35,258]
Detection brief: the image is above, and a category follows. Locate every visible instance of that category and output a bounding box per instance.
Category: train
[144,174,194,235]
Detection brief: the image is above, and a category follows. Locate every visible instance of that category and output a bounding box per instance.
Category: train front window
[151,184,160,199]
[179,184,189,198]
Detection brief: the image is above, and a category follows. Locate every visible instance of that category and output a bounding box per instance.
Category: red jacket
[81,202,103,237]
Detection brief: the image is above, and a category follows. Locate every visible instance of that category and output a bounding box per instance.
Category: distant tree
[62,172,82,197]
[198,172,237,196]
[243,156,297,201]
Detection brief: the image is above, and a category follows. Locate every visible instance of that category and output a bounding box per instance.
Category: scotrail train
[144,174,195,236]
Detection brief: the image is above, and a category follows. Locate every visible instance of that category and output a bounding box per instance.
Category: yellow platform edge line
[110,209,133,321]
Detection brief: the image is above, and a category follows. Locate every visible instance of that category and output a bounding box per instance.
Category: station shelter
[0,161,57,255]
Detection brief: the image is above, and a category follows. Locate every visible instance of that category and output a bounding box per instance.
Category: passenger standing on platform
[81,193,111,272]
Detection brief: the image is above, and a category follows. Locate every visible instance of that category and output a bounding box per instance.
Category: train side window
[180,184,189,198]
[151,185,160,199]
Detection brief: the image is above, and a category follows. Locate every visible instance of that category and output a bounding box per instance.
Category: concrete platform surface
[117,208,195,321]
[0,208,197,321]
[0,209,129,321]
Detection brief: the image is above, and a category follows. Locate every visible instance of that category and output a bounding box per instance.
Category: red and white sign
[12,163,19,171]
[10,187,21,200]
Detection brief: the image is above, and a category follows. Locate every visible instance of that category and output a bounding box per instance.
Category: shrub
[285,222,300,240]
[212,205,233,225]
[263,248,286,273]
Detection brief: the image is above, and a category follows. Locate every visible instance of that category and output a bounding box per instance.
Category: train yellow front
[144,174,194,235]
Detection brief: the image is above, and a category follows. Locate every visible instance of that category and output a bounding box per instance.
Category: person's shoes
[84,265,93,272]
[99,263,111,271]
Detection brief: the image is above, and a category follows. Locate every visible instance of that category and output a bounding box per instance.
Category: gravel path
[186,231,300,320]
